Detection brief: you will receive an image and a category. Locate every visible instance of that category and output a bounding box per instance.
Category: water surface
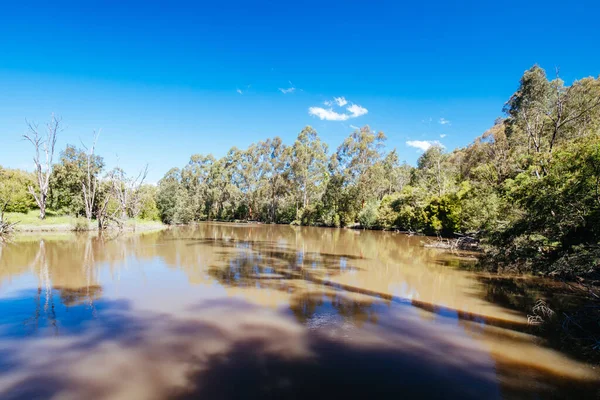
[0,223,598,399]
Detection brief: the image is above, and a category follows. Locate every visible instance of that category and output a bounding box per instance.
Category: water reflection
[0,224,598,399]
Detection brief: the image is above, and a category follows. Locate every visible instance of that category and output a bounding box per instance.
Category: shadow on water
[476,276,600,365]
[204,238,529,333]
[1,292,598,400]
[1,224,599,399]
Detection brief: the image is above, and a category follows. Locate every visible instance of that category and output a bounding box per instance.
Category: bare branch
[22,115,62,219]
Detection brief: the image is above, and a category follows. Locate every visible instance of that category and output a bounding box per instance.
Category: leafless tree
[96,187,113,231]
[23,114,63,219]
[128,164,149,220]
[110,163,149,229]
[81,130,100,221]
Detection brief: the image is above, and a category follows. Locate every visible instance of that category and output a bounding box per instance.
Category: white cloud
[439,118,451,125]
[406,140,445,152]
[347,104,368,118]
[350,124,359,130]
[334,96,348,107]
[308,107,350,121]
[236,89,243,95]
[279,81,296,94]
[309,98,368,121]
[279,87,296,94]
[440,134,447,138]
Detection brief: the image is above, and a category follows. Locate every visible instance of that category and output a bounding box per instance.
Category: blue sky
[1,0,599,182]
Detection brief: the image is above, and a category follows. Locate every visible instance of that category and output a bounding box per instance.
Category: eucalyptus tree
[504,65,600,176]
[263,137,290,222]
[414,145,454,198]
[335,126,387,212]
[156,168,182,224]
[208,151,241,220]
[238,142,270,220]
[181,154,215,220]
[289,126,328,212]
[336,126,386,184]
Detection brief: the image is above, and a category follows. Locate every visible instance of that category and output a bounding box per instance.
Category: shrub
[377,195,399,229]
[71,217,90,232]
[358,200,379,229]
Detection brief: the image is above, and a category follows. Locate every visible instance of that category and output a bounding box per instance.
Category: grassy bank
[4,210,165,232]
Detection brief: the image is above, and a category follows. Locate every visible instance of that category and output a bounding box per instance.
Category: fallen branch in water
[0,202,18,243]
[527,299,555,325]
[423,235,480,251]
[527,282,600,362]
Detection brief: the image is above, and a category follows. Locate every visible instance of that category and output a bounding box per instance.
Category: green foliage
[377,195,400,229]
[0,167,36,212]
[422,194,461,235]
[71,217,90,232]
[458,182,502,233]
[49,145,104,216]
[156,168,181,224]
[489,135,600,276]
[137,185,160,221]
[358,201,379,229]
[392,186,427,232]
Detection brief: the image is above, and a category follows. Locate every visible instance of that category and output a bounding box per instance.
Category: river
[0,223,598,399]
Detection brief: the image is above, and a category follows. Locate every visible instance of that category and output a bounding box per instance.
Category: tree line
[0,116,158,229]
[1,65,599,277]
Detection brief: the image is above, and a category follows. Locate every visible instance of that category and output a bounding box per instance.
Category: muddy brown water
[0,223,598,399]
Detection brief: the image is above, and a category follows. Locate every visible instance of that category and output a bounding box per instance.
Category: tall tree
[414,145,454,197]
[82,131,102,221]
[335,126,387,208]
[239,142,269,219]
[156,168,182,224]
[23,114,62,219]
[264,137,290,222]
[290,126,328,211]
[336,126,386,185]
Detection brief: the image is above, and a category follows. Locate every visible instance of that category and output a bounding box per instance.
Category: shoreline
[12,221,167,233]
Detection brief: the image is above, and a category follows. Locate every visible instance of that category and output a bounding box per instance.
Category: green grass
[124,218,165,232]
[4,210,165,232]
[4,210,74,226]
[125,217,162,226]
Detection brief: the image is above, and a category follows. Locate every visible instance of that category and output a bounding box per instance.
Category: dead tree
[110,164,148,228]
[23,114,62,219]
[96,188,113,231]
[128,164,149,220]
[81,130,100,221]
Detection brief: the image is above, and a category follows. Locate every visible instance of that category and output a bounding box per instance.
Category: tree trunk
[39,194,46,219]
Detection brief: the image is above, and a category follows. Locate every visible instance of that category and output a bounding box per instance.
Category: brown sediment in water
[0,223,598,399]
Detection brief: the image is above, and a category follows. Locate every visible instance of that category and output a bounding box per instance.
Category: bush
[277,204,296,225]
[423,195,461,235]
[358,201,379,229]
[0,167,36,213]
[71,217,90,232]
[377,195,399,229]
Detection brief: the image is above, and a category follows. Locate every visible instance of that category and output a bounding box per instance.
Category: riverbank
[4,210,166,233]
